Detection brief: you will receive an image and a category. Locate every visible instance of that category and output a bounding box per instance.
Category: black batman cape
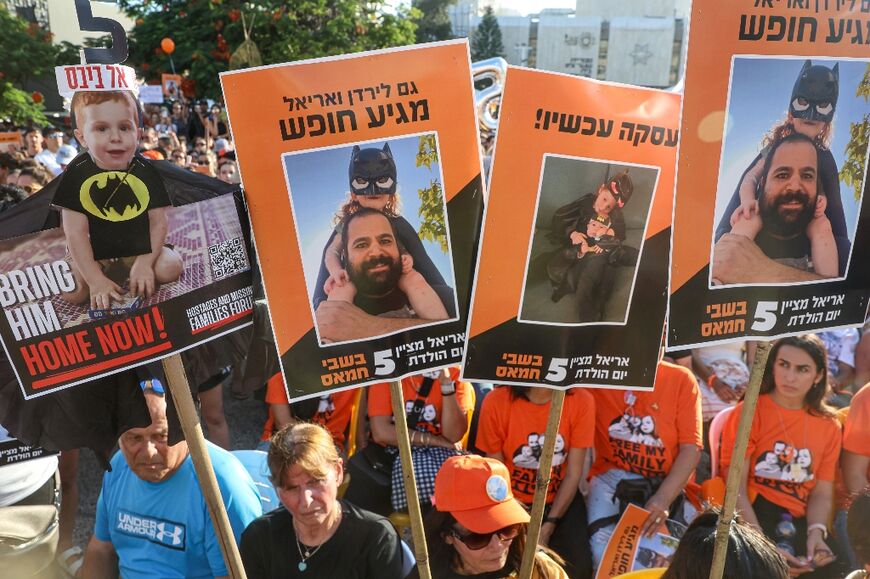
[0,160,253,468]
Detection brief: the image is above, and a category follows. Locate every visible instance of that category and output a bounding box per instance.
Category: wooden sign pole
[708,341,772,579]
[390,379,432,579]
[519,389,566,579]
[162,354,247,579]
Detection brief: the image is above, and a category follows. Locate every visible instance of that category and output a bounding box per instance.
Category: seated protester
[661,510,789,579]
[841,382,870,569]
[413,454,568,579]
[81,387,262,579]
[477,386,594,578]
[721,335,845,579]
[587,360,703,569]
[240,423,406,579]
[355,367,472,515]
[846,491,870,579]
[258,372,357,457]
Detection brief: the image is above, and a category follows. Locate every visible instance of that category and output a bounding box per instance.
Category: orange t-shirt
[844,383,870,482]
[589,362,703,481]
[259,373,357,446]
[720,394,842,518]
[367,368,473,437]
[476,387,594,505]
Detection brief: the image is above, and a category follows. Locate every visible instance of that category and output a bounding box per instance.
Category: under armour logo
[155,522,184,546]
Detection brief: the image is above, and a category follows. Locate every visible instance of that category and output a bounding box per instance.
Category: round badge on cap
[485,475,509,502]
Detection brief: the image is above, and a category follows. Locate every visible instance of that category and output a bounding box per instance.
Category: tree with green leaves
[413,0,455,43]
[115,0,419,99]
[840,63,870,202]
[471,6,504,61]
[415,133,448,253]
[0,9,58,124]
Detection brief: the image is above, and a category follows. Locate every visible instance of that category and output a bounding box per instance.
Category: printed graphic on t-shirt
[752,441,815,504]
[510,433,567,470]
[754,441,814,483]
[115,510,186,550]
[604,391,670,478]
[608,413,664,448]
[509,432,567,503]
[80,172,150,222]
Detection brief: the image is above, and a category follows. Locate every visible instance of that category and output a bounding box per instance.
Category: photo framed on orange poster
[462,66,679,390]
[668,0,870,349]
[221,40,484,401]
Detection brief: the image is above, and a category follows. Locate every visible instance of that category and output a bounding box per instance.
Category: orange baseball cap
[434,455,530,534]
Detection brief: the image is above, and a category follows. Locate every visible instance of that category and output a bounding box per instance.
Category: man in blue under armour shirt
[80,387,261,578]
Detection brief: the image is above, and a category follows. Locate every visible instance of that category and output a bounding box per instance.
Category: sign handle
[709,340,772,579]
[162,354,247,579]
[519,389,566,579]
[389,379,432,579]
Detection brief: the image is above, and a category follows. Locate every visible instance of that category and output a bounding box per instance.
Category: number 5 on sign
[545,358,568,382]
[751,301,778,332]
[374,350,396,375]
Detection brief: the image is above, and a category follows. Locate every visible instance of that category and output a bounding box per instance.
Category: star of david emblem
[630,43,653,66]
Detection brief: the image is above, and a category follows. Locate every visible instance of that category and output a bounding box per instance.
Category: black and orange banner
[0,195,253,399]
[462,67,679,390]
[221,41,483,400]
[668,0,870,348]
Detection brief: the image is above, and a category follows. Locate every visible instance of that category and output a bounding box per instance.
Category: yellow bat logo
[79,172,149,222]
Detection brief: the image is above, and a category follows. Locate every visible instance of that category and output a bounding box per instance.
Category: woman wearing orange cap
[413,454,568,578]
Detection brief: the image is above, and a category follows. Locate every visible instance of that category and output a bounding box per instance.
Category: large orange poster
[462,67,679,390]
[668,1,870,348]
[221,41,483,400]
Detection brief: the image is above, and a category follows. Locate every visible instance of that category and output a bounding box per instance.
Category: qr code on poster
[208,237,248,279]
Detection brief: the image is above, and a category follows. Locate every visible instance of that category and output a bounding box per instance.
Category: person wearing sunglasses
[413,454,567,578]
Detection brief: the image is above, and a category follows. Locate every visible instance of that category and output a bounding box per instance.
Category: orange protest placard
[0,132,22,152]
[595,504,682,579]
[221,41,483,400]
[462,67,679,389]
[668,1,870,348]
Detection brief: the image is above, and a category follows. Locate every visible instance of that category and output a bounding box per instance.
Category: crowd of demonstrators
[3,321,869,578]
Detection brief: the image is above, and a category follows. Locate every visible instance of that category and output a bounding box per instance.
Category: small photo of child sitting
[520,156,658,325]
[52,90,183,312]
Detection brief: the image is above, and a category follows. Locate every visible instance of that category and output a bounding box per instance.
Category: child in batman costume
[547,172,639,322]
[52,91,183,311]
[715,60,849,277]
[310,142,453,316]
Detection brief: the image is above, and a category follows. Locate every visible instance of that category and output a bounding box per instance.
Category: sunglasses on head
[450,524,520,550]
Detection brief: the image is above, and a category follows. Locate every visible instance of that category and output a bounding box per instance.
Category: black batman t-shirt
[52,153,172,260]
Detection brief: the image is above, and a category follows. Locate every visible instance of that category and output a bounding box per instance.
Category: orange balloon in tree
[161,37,175,55]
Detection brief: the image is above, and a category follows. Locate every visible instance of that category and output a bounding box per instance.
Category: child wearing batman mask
[310,142,451,314]
[716,60,849,278]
